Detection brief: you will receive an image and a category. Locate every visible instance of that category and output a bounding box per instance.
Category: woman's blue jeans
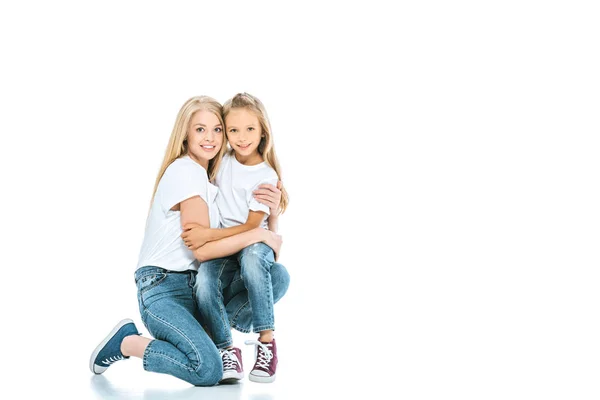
[195,243,290,349]
[135,266,222,386]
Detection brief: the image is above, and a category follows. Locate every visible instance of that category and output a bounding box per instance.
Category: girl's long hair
[223,93,288,213]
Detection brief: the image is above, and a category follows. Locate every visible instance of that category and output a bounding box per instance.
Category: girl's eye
[196,127,204,133]
[229,129,237,133]
[215,127,222,133]
[248,127,254,131]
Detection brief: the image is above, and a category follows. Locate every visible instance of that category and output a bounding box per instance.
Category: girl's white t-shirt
[136,156,219,272]
[216,152,278,229]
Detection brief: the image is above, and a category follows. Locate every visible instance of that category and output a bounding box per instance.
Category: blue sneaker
[89,319,139,374]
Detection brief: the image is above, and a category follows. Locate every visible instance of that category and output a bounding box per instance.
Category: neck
[187,153,209,170]
[234,151,263,166]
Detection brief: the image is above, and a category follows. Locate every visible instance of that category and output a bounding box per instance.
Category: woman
[89,96,284,386]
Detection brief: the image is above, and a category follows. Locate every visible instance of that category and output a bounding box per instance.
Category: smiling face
[225,107,264,165]
[186,109,224,168]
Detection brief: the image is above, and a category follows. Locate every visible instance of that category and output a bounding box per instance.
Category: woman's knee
[189,348,222,386]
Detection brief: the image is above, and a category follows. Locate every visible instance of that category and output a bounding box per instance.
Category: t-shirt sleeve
[158,160,210,214]
[247,171,279,216]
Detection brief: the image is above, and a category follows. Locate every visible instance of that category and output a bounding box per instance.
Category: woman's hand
[261,229,283,261]
[254,181,283,216]
[181,225,212,250]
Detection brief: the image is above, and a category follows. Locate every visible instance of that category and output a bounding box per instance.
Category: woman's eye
[248,127,254,131]
[229,129,237,133]
[215,127,222,133]
[196,127,204,133]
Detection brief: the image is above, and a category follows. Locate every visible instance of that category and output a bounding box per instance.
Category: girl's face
[186,110,224,167]
[225,108,262,159]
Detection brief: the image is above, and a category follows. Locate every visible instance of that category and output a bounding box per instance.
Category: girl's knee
[240,243,274,264]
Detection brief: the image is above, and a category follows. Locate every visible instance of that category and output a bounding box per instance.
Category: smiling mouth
[237,143,251,149]
[201,145,216,151]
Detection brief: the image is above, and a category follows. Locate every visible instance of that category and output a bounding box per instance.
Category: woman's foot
[89,319,139,374]
[245,339,277,383]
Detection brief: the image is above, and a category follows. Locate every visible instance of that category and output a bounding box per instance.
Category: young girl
[89,96,282,386]
[184,93,289,383]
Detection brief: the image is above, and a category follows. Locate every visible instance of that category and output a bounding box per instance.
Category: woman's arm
[179,197,281,261]
[193,228,282,262]
[254,181,283,233]
[181,211,266,250]
[182,182,284,248]
[267,214,279,233]
[178,195,210,229]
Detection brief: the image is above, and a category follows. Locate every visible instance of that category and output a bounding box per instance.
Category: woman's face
[186,110,224,166]
[225,108,262,159]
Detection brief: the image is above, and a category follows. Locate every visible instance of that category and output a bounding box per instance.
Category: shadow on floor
[90,375,244,400]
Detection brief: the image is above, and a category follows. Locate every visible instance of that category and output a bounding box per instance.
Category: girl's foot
[245,339,277,383]
[219,347,244,383]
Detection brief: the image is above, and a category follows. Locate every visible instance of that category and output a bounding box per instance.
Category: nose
[205,130,215,142]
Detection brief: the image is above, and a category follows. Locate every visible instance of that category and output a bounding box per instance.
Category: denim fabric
[224,262,290,334]
[195,243,290,348]
[135,266,222,386]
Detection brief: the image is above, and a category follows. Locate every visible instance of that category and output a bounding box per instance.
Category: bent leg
[195,257,238,348]
[224,262,290,333]
[139,273,222,386]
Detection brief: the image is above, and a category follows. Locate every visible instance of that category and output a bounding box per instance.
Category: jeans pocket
[136,272,167,295]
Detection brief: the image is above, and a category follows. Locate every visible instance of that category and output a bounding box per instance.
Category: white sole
[219,370,244,384]
[89,318,134,374]
[249,373,276,383]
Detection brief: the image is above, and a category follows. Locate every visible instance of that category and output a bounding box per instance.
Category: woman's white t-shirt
[136,156,219,272]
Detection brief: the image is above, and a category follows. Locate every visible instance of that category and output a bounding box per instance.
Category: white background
[1,1,599,399]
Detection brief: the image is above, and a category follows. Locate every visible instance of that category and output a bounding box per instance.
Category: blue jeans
[135,266,222,386]
[195,243,290,349]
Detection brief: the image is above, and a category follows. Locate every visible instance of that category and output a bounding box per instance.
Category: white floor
[42,328,368,400]
[3,2,600,398]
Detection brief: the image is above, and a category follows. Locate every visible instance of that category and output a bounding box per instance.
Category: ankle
[258,331,274,343]
[120,335,136,357]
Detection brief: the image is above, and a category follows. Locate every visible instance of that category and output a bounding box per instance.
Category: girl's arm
[192,227,282,262]
[179,196,281,261]
[181,212,265,250]
[182,182,283,248]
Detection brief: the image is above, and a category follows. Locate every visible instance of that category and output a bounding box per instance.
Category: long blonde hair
[223,92,288,213]
[151,96,227,206]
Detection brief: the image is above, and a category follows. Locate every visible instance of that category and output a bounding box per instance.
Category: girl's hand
[262,229,283,261]
[181,225,211,250]
[254,181,283,216]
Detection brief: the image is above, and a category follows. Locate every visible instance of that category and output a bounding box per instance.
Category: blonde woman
[183,93,289,383]
[89,96,282,386]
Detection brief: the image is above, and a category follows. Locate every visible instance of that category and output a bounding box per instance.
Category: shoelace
[220,348,240,371]
[101,355,124,366]
[245,340,273,370]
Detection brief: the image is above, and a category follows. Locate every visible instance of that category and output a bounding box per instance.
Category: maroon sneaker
[219,347,244,383]
[245,339,278,383]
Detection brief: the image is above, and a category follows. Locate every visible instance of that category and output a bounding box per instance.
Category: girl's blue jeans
[195,243,290,349]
